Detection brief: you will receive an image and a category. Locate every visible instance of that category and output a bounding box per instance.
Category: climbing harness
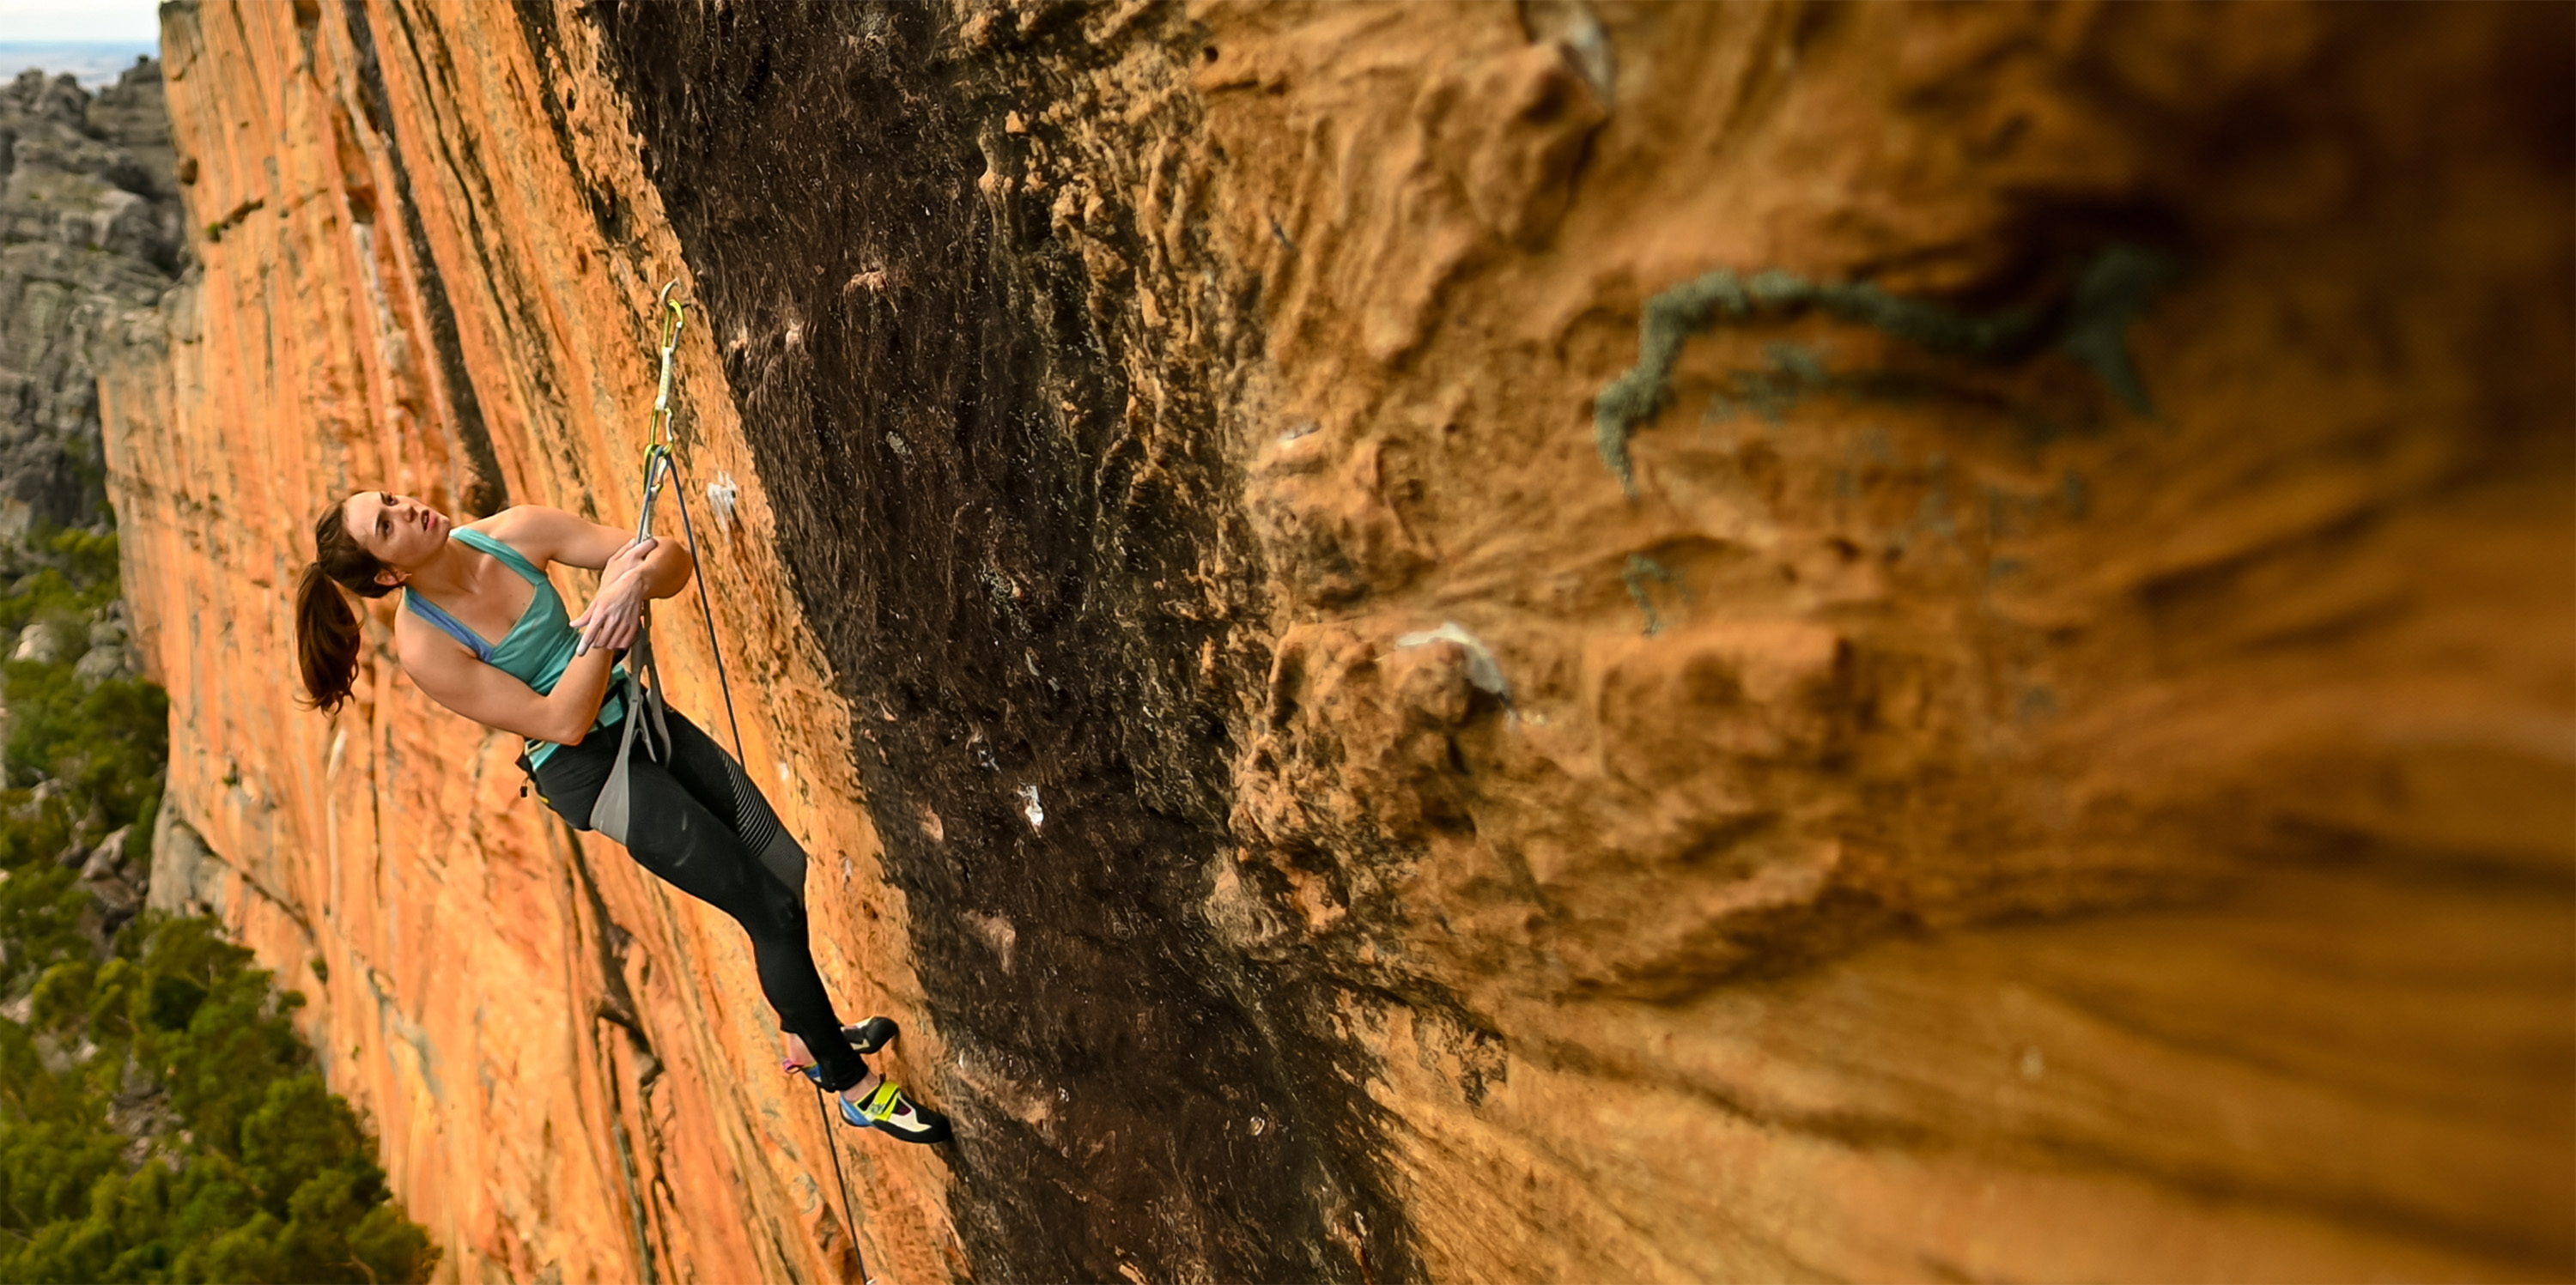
[598,281,878,1285]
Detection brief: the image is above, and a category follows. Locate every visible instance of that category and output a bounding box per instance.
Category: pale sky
[0,0,162,44]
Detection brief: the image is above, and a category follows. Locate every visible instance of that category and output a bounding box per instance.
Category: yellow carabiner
[651,280,688,447]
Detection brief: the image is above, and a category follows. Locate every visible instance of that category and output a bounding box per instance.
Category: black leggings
[532,704,871,1092]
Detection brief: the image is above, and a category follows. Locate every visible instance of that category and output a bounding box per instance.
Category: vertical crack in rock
[587,3,1413,1280]
[562,823,666,1285]
[339,0,506,517]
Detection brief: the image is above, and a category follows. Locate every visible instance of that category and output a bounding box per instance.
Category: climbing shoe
[840,1079,952,1144]
[845,1015,898,1055]
[783,1017,901,1086]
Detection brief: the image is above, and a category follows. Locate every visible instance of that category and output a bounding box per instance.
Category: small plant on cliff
[0,531,437,1284]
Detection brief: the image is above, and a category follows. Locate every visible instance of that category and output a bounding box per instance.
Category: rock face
[96,3,2572,1282]
[0,60,182,539]
[100,3,939,1281]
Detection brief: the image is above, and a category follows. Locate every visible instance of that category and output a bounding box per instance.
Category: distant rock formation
[0,59,183,542]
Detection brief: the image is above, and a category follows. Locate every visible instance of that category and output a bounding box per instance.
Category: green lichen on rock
[1621,555,1679,636]
[2051,244,2188,415]
[1705,342,1836,426]
[1592,274,1756,495]
[1594,246,2183,495]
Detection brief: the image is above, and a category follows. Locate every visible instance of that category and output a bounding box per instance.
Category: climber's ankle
[840,1070,884,1101]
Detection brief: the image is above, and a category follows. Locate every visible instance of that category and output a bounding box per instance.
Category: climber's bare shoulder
[469,505,633,573]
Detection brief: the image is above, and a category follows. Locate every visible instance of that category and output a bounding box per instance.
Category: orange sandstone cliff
[95,2,2572,1282]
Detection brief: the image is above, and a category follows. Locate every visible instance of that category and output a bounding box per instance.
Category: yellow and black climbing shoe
[841,1079,951,1144]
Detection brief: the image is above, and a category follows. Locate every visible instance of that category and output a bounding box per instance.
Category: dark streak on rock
[507,0,631,248]
[339,0,507,518]
[586,1,1414,1279]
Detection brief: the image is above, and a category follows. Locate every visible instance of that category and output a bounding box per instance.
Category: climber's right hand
[600,535,658,587]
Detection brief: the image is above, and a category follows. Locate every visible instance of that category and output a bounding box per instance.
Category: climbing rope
[628,281,876,1285]
[629,281,748,767]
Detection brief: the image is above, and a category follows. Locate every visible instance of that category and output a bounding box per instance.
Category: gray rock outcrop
[0,60,183,541]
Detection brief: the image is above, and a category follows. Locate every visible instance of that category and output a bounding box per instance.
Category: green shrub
[0,531,436,1284]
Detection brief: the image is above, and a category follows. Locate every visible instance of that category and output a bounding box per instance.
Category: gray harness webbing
[583,627,671,844]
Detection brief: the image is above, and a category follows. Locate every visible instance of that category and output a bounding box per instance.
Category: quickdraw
[586,282,683,844]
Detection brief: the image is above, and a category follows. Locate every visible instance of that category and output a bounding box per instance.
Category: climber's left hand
[571,561,652,654]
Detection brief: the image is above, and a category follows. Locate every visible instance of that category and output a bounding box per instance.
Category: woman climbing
[291,490,949,1144]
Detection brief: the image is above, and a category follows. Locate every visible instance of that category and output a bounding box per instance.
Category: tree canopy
[0,529,436,1284]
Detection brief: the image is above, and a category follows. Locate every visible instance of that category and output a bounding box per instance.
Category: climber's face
[343,491,451,582]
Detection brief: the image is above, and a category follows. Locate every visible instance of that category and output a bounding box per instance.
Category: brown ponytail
[295,500,396,715]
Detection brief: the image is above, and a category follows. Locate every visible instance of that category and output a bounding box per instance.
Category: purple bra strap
[403,591,495,663]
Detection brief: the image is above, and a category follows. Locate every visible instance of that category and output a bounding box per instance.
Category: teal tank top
[403,526,625,767]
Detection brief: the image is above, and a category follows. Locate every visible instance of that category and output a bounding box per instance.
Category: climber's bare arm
[479,505,694,653]
[480,505,694,597]
[398,620,617,745]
